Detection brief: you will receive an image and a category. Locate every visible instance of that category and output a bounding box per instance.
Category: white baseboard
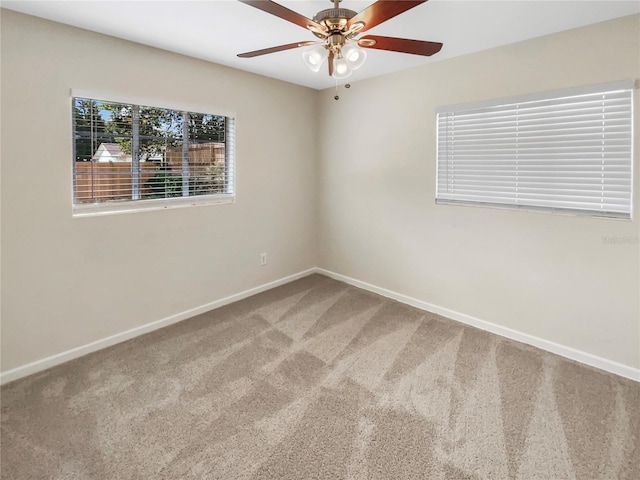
[315,268,640,383]
[3,267,638,385]
[0,268,316,385]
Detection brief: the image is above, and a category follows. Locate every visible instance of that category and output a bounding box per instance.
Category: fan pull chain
[334,80,353,101]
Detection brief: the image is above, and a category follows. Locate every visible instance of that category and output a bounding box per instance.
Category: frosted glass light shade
[332,56,351,79]
[342,44,367,70]
[302,46,328,72]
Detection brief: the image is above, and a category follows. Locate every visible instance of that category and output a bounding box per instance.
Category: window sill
[435,198,631,220]
[72,194,235,217]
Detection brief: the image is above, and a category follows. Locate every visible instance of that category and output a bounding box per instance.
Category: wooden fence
[75,143,227,203]
[74,162,151,202]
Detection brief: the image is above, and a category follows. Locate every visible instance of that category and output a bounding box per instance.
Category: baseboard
[0,268,317,386]
[4,267,638,385]
[315,268,640,383]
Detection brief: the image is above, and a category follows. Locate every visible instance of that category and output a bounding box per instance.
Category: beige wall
[0,10,318,372]
[2,10,639,377]
[318,15,640,370]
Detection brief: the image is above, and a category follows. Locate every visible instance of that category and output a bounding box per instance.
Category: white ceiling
[3,0,639,90]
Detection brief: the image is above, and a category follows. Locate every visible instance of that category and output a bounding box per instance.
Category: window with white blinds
[436,81,634,218]
[72,96,235,215]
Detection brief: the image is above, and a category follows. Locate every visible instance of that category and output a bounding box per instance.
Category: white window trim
[70,89,237,217]
[73,194,235,218]
[435,80,635,219]
[70,89,236,120]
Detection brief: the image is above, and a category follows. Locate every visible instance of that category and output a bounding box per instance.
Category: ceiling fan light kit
[342,44,367,70]
[302,46,328,72]
[332,54,351,79]
[238,0,443,82]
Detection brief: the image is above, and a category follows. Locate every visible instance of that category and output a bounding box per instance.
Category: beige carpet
[1,274,639,479]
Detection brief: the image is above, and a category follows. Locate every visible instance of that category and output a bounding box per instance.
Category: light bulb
[332,56,351,79]
[345,47,360,62]
[342,44,367,70]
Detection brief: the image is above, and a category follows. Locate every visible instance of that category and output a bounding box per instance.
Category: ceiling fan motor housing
[313,8,357,33]
[328,33,346,48]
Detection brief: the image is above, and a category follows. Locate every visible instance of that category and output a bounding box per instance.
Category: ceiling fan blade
[358,35,442,56]
[238,0,325,33]
[347,0,428,33]
[238,41,317,58]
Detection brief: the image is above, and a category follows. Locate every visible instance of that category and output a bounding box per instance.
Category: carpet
[1,274,639,479]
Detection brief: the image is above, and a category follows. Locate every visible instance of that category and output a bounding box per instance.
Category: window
[436,81,634,218]
[72,96,235,215]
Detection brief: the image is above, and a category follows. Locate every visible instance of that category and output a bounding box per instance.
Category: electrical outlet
[260,253,267,266]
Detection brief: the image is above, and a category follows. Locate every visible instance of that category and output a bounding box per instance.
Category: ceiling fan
[237,0,443,79]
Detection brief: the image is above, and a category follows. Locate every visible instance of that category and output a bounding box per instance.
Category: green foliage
[188,113,225,143]
[73,99,112,161]
[145,168,183,199]
[100,102,132,155]
[144,164,226,199]
[74,98,227,163]
[189,164,226,196]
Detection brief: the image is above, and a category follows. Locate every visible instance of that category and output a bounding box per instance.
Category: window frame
[70,90,236,217]
[435,80,634,219]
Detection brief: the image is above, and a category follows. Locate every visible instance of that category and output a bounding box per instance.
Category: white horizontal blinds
[436,82,633,218]
[73,99,134,203]
[72,97,234,204]
[225,117,236,194]
[184,112,231,197]
[139,105,185,200]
